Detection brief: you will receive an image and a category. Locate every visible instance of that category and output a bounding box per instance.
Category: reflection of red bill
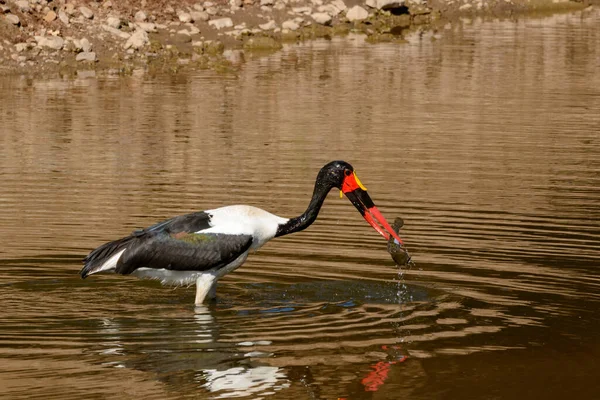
[360,345,408,392]
[361,357,408,392]
[338,347,408,398]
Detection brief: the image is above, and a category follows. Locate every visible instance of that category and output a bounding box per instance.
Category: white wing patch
[91,249,126,275]
[203,205,288,249]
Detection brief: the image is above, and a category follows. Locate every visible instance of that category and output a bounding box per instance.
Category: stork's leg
[207,281,218,300]
[195,274,216,305]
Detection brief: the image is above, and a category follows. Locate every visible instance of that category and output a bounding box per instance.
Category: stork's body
[80,161,404,304]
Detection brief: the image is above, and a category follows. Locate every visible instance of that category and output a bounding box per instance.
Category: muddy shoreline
[0,0,593,77]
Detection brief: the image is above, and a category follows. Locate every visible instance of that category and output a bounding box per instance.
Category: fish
[386,217,413,267]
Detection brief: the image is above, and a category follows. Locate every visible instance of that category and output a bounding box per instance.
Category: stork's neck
[275,181,331,238]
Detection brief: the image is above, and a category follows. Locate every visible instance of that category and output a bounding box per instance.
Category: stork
[80,161,404,304]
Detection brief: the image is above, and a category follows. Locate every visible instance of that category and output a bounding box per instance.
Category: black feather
[115,232,252,275]
[144,212,211,234]
[81,236,135,278]
[81,211,252,278]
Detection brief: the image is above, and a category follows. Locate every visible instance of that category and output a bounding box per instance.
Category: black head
[315,160,355,190]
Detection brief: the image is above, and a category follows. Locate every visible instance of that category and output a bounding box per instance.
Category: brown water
[1,9,600,400]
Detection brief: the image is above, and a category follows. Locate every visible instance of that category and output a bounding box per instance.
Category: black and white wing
[80,212,253,278]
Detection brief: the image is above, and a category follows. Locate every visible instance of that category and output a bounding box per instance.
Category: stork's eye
[344,169,352,177]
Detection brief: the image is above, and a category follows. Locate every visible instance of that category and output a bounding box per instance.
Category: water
[1,9,600,399]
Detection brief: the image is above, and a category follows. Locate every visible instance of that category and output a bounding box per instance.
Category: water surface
[1,9,600,400]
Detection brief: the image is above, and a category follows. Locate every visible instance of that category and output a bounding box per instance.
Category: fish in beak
[341,171,404,245]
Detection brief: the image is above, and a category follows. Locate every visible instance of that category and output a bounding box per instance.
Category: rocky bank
[0,0,592,76]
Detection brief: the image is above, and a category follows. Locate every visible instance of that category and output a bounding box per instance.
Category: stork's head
[316,161,404,244]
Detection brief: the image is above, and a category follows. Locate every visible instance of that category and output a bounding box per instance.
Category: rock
[137,22,156,32]
[80,38,92,52]
[76,51,96,62]
[15,42,28,52]
[188,25,200,34]
[35,36,65,50]
[58,11,69,25]
[65,3,76,15]
[102,24,131,39]
[79,6,94,19]
[205,7,218,15]
[459,3,473,10]
[230,0,243,7]
[292,6,312,14]
[273,1,286,10]
[331,0,347,11]
[346,5,368,21]
[174,33,192,43]
[411,4,432,15]
[281,20,299,31]
[44,11,57,22]
[0,5,9,13]
[365,0,405,10]
[178,12,192,23]
[259,20,276,30]
[5,14,19,26]
[124,29,149,50]
[311,12,331,25]
[193,4,205,11]
[134,10,147,22]
[208,17,233,29]
[106,16,120,28]
[223,28,241,37]
[260,0,274,5]
[15,0,30,13]
[190,11,209,21]
[319,4,342,16]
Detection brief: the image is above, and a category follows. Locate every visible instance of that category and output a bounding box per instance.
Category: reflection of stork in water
[80,161,404,304]
[95,306,290,398]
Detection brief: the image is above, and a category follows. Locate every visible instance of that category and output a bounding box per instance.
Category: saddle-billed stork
[80,161,404,304]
